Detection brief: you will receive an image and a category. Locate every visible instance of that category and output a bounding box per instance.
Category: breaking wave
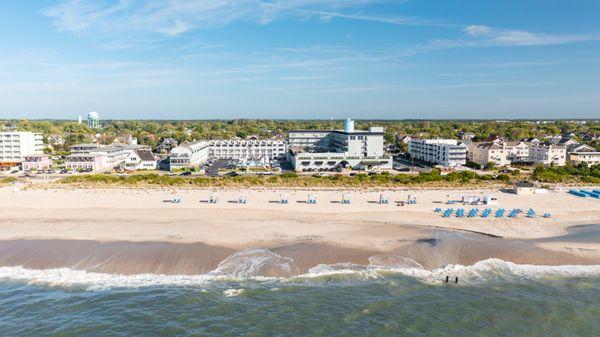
[0,248,599,290]
[210,248,299,278]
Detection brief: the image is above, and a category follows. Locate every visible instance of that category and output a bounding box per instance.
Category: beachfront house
[567,144,600,166]
[124,149,158,171]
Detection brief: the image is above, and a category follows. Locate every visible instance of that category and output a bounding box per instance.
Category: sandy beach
[0,186,598,275]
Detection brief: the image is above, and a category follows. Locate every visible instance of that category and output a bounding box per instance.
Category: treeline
[4,119,599,151]
[532,163,600,183]
[59,170,510,188]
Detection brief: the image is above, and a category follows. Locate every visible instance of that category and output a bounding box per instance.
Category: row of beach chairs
[170,193,406,205]
[435,207,551,219]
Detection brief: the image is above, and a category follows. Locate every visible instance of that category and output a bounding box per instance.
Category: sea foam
[1,258,599,291]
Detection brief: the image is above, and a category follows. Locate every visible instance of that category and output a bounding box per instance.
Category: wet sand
[0,226,597,275]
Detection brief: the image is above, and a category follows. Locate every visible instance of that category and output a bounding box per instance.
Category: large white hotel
[288,119,392,171]
[0,131,44,167]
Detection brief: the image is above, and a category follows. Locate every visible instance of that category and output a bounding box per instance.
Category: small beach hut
[308,193,317,204]
[342,193,351,204]
[209,193,219,204]
[514,181,535,195]
[280,193,289,204]
[379,193,389,205]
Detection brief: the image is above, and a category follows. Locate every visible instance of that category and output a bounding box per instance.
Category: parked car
[180,171,192,176]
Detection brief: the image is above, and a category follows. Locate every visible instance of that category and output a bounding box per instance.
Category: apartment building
[408,139,467,168]
[287,119,392,171]
[0,131,44,167]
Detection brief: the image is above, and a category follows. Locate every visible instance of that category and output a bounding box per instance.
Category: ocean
[1,259,599,336]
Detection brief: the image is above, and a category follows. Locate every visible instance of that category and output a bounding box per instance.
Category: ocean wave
[1,258,599,290]
[210,248,299,278]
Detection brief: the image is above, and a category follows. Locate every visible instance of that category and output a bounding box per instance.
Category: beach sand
[0,187,598,275]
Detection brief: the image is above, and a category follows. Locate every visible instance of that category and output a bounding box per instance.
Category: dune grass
[58,170,511,189]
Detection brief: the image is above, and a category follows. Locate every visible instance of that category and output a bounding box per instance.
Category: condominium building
[469,142,510,167]
[208,139,287,161]
[528,143,567,166]
[288,119,392,171]
[169,141,210,169]
[408,139,467,167]
[0,131,44,167]
[468,141,530,167]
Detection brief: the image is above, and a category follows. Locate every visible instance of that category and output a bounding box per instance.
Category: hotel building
[288,119,392,171]
[208,139,287,161]
[66,143,153,172]
[408,139,467,168]
[0,131,44,168]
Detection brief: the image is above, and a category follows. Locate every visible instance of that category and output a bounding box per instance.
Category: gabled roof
[136,149,156,161]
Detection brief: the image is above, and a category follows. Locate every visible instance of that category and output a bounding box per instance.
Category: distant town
[1,113,599,185]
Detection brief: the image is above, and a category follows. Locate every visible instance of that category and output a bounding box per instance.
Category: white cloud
[43,0,430,37]
[461,25,597,46]
[463,25,492,37]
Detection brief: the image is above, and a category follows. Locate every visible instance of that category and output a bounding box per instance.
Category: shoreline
[1,186,598,275]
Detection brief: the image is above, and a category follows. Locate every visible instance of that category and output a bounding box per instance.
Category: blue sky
[1,0,599,120]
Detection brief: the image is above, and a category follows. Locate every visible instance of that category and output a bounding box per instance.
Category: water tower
[87,111,100,129]
[343,118,355,133]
